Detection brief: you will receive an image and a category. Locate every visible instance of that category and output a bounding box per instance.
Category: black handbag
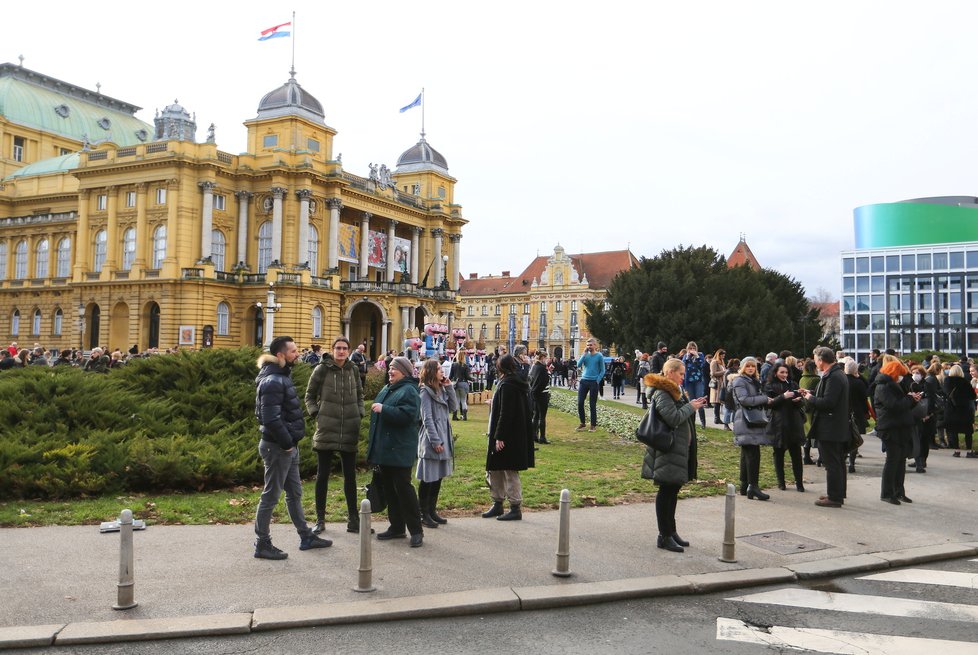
[742,405,770,428]
[636,407,675,451]
[847,414,865,453]
[364,466,387,513]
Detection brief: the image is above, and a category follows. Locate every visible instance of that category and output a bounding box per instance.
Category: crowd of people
[0,341,190,373]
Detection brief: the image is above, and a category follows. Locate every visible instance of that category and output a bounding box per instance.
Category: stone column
[449,233,462,290]
[270,187,287,265]
[432,228,444,287]
[327,198,342,270]
[162,179,180,277]
[234,191,252,268]
[133,184,148,270]
[386,220,399,282]
[359,212,371,278]
[342,319,350,339]
[103,186,118,276]
[411,227,422,284]
[296,189,311,268]
[381,321,389,355]
[198,181,215,263]
[73,192,90,282]
[401,306,410,336]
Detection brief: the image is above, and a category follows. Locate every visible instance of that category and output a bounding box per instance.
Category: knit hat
[657,341,667,350]
[390,356,415,378]
[881,360,909,379]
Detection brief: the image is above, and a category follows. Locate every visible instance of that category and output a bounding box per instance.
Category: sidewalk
[2,444,976,648]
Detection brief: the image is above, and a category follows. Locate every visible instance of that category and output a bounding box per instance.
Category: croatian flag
[258,22,291,41]
[399,92,422,113]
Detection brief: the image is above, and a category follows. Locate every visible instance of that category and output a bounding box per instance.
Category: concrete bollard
[112,509,137,610]
[353,499,376,593]
[552,488,572,577]
[719,483,737,563]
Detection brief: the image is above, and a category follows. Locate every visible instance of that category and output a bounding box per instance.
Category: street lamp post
[255,283,282,350]
[78,304,85,351]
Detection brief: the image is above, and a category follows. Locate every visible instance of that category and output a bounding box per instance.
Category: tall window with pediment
[56,238,71,277]
[93,232,107,273]
[34,239,49,278]
[32,309,41,335]
[122,228,136,270]
[217,302,230,336]
[0,242,7,280]
[11,309,20,336]
[152,225,166,269]
[54,308,63,336]
[14,240,27,279]
[311,306,323,339]
[212,230,226,271]
[308,224,319,270]
[258,221,272,273]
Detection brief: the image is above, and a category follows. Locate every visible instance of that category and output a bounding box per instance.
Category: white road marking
[717,617,978,654]
[727,587,978,622]
[858,569,978,589]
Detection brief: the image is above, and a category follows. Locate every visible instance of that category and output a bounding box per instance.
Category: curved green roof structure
[3,152,80,181]
[854,199,978,249]
[0,64,152,147]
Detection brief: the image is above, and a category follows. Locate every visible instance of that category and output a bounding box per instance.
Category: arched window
[121,228,136,270]
[11,309,20,336]
[32,309,41,335]
[212,230,226,271]
[467,323,473,338]
[311,306,323,339]
[494,324,501,339]
[56,238,71,277]
[152,225,166,269]
[216,302,230,336]
[257,222,272,273]
[14,240,27,279]
[307,224,319,270]
[53,308,63,336]
[0,242,7,280]
[93,231,107,272]
[34,239,49,278]
[481,324,488,340]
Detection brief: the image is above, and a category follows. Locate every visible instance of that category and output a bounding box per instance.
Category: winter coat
[449,361,471,383]
[873,373,916,438]
[765,378,806,449]
[681,352,707,384]
[528,361,551,400]
[255,354,305,450]
[848,374,870,434]
[730,374,775,446]
[366,377,421,468]
[486,375,534,471]
[650,351,667,375]
[304,354,365,453]
[417,383,457,482]
[805,363,850,443]
[942,376,976,432]
[641,374,696,486]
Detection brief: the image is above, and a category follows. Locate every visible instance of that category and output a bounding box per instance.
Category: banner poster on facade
[521,318,529,342]
[337,224,360,263]
[367,230,387,268]
[392,237,411,277]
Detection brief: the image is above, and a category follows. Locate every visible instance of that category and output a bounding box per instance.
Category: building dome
[255,71,325,124]
[395,135,448,173]
[154,98,197,142]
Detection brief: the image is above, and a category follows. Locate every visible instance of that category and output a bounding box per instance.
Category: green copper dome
[3,152,80,181]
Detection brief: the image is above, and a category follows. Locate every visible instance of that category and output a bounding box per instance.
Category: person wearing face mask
[765,363,806,492]
[873,360,920,505]
[908,365,932,473]
[845,360,869,474]
[943,364,976,458]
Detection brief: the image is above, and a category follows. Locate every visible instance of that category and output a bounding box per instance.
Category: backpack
[722,378,736,411]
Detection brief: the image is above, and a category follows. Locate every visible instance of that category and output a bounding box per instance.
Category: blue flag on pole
[399,92,422,113]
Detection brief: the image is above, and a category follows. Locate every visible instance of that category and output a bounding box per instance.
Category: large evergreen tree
[585,246,823,358]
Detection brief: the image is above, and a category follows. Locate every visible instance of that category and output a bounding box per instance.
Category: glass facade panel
[933,252,948,269]
[871,256,884,272]
[856,257,869,273]
[871,295,884,311]
[843,258,855,274]
[843,296,854,312]
[886,255,900,271]
[856,277,869,292]
[950,251,964,268]
[856,314,869,329]
[856,295,870,311]
[871,333,885,349]
[918,253,931,271]
[871,276,885,292]
[843,277,855,293]
[918,333,933,350]
[968,251,978,268]
[902,254,915,271]
[871,314,885,330]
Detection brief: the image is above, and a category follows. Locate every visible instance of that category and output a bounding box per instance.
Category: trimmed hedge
[0,348,375,500]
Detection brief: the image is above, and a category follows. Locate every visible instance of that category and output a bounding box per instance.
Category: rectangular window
[495,305,500,315]
[856,257,870,273]
[126,191,136,208]
[156,188,166,205]
[933,252,948,270]
[842,257,855,274]
[60,147,71,156]
[843,277,855,293]
[467,306,474,316]
[481,305,488,316]
[902,254,915,272]
[918,253,932,271]
[950,251,965,269]
[53,311,62,336]
[856,276,869,292]
[967,251,978,269]
[555,301,562,313]
[571,300,578,311]
[214,194,226,211]
[540,301,547,312]
[348,264,359,280]
[96,195,107,211]
[523,303,530,314]
[12,136,25,162]
[306,138,320,152]
[510,304,516,314]
[870,256,884,273]
[871,295,884,311]
[263,134,278,148]
[885,255,900,271]
[871,275,885,292]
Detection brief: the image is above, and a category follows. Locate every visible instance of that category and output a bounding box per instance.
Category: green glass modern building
[841,197,978,361]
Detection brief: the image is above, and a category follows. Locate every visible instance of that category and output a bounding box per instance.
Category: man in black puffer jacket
[253,335,331,560]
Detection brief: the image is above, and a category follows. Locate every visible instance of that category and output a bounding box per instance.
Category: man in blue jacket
[253,335,332,559]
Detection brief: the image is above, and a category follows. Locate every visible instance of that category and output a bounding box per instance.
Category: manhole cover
[739,530,831,555]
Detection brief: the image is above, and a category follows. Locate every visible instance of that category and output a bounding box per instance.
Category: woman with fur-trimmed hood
[641,359,707,554]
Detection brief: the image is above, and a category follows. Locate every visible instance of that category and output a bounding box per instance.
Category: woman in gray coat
[304,336,365,535]
[417,358,457,528]
[641,359,707,553]
[730,357,776,501]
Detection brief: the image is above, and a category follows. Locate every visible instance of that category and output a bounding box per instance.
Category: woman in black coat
[942,365,976,458]
[923,362,945,450]
[846,360,869,474]
[874,361,920,504]
[765,363,806,492]
[908,365,932,472]
[482,354,534,521]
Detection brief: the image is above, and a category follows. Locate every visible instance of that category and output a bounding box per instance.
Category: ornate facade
[458,245,638,358]
[0,63,464,358]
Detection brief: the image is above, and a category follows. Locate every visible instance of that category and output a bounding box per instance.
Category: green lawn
[0,391,774,527]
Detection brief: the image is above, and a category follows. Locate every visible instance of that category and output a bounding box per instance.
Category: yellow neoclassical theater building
[0,63,463,357]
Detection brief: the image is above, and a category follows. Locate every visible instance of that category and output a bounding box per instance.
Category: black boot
[452,411,459,421]
[482,501,504,518]
[462,409,468,421]
[254,536,288,560]
[497,504,522,521]
[657,534,684,553]
[418,483,438,528]
[747,485,770,501]
[429,481,447,524]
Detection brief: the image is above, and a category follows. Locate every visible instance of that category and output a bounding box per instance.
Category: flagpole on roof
[421,88,425,138]
[291,11,296,75]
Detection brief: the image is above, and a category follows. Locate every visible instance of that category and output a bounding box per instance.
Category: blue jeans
[577,379,600,426]
[684,379,707,426]
[255,440,311,540]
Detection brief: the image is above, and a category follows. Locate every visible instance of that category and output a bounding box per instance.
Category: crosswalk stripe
[716,617,978,654]
[859,569,978,589]
[727,587,978,622]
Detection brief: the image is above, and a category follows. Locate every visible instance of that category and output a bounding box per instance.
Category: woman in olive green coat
[641,358,707,554]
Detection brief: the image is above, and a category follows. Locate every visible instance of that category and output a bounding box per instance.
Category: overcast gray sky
[7,0,978,298]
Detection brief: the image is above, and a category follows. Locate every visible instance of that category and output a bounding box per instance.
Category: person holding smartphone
[576,338,605,432]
